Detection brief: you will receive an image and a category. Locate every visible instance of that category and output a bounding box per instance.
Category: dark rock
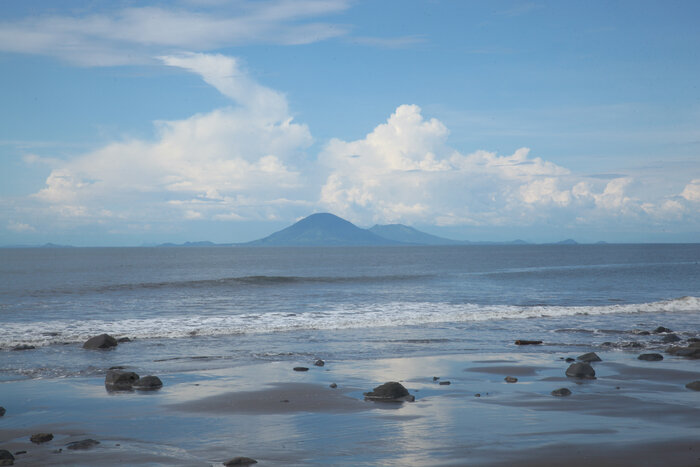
[0,449,14,466]
[439,381,451,385]
[65,439,100,450]
[314,359,325,367]
[667,346,700,359]
[661,333,681,343]
[685,381,700,391]
[0,407,5,416]
[364,382,415,402]
[83,334,118,350]
[293,367,309,372]
[30,433,53,444]
[565,357,575,363]
[474,393,481,397]
[577,352,602,363]
[117,337,131,343]
[12,452,25,456]
[432,376,440,381]
[11,344,35,351]
[634,330,651,336]
[504,376,518,383]
[638,353,663,361]
[132,375,163,390]
[689,341,700,348]
[688,337,700,343]
[565,362,596,379]
[224,457,258,466]
[109,366,126,370]
[514,340,542,345]
[105,369,139,391]
[551,388,572,397]
[329,383,337,388]
[653,326,672,334]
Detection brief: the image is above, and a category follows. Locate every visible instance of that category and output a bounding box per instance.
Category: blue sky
[1,0,698,245]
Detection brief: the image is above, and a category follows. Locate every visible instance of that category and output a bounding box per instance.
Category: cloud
[30,53,312,224]
[318,104,698,229]
[681,179,700,202]
[0,1,351,65]
[7,220,36,233]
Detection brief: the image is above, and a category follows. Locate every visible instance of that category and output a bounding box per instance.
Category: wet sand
[1,349,699,466]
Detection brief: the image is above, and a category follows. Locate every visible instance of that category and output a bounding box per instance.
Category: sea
[1,244,699,382]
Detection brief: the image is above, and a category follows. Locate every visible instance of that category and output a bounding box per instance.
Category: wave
[11,274,434,297]
[2,296,698,349]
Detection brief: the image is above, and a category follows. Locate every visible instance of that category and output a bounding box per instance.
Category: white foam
[2,296,698,348]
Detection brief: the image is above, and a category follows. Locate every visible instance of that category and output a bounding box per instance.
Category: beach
[1,245,699,465]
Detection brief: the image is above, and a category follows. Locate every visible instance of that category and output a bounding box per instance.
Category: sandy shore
[1,347,699,466]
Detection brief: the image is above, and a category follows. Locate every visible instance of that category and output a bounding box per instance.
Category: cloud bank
[9,52,700,241]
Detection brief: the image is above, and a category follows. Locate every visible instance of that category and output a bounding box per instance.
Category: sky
[0,0,698,246]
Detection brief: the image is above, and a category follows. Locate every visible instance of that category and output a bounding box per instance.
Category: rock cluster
[105,370,162,391]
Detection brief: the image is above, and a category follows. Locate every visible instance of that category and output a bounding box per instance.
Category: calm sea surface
[1,244,699,381]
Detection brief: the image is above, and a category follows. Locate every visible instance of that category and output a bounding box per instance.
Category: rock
[329,383,337,388]
[688,337,700,343]
[224,457,258,466]
[364,382,415,402]
[439,381,451,385]
[565,362,596,379]
[83,334,118,350]
[117,337,131,343]
[689,341,700,348]
[293,367,309,372]
[661,333,681,343]
[504,376,518,383]
[11,344,35,351]
[638,353,663,361]
[105,369,140,391]
[474,393,481,397]
[565,357,575,363]
[667,346,700,359]
[0,407,5,417]
[653,326,672,334]
[432,376,440,381]
[551,388,572,397]
[314,359,325,367]
[685,381,700,391]
[132,375,163,390]
[65,439,100,450]
[514,340,542,345]
[634,330,651,335]
[0,449,14,466]
[30,433,54,444]
[577,352,602,363]
[12,452,25,456]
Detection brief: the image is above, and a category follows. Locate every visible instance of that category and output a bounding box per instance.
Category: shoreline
[2,344,699,466]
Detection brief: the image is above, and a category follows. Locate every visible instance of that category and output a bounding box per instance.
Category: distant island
[162,213,562,247]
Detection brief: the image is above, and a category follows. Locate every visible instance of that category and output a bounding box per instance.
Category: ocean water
[1,244,699,381]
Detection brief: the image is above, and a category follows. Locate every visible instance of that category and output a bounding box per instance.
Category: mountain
[245,213,399,246]
[369,224,461,245]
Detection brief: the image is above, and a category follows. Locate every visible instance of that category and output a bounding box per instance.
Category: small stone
[685,381,700,391]
[474,393,481,397]
[30,433,54,444]
[577,352,602,363]
[551,388,572,397]
[11,344,35,351]
[433,376,440,381]
[224,457,258,466]
[504,376,518,383]
[280,399,289,403]
[514,340,542,345]
[364,382,415,402]
[0,407,5,417]
[439,381,451,385]
[83,334,118,350]
[638,353,663,361]
[293,367,309,372]
[132,375,163,391]
[329,383,337,388]
[0,449,14,466]
[117,337,131,343]
[565,362,596,379]
[661,334,681,343]
[65,439,100,450]
[653,326,672,334]
[314,359,325,367]
[565,357,575,363]
[105,369,140,391]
